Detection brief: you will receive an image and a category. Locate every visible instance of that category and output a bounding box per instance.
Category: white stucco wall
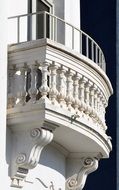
[6,1,81,189]
[10,144,66,190]
[64,0,80,28]
[0,0,11,189]
[65,0,80,51]
[8,0,28,43]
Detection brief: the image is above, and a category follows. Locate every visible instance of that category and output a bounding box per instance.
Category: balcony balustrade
[8,59,109,132]
[8,11,106,71]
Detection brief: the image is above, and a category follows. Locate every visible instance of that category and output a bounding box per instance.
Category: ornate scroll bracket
[10,127,53,188]
[66,157,98,190]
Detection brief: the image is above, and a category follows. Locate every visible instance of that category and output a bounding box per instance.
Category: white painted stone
[0,1,113,189]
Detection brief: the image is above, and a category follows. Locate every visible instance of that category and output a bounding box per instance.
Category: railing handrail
[8,11,106,71]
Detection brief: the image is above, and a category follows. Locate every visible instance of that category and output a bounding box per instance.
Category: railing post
[49,61,58,104]
[80,31,82,54]
[54,17,57,41]
[17,17,20,43]
[79,76,87,112]
[39,62,49,99]
[44,11,46,38]
[66,69,73,110]
[99,50,101,67]
[28,64,38,103]
[95,46,98,64]
[91,41,94,61]
[84,80,92,115]
[15,64,27,106]
[89,84,96,118]
[57,66,66,107]
[72,27,74,49]
[73,73,80,111]
[86,36,89,58]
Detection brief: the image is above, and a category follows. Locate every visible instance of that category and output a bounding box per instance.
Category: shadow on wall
[39,144,66,176]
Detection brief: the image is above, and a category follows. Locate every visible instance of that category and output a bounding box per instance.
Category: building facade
[0,0,114,189]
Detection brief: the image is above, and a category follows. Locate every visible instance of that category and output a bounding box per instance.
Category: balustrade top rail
[8,11,106,71]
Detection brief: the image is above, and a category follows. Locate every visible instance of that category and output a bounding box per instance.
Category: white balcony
[7,11,113,188]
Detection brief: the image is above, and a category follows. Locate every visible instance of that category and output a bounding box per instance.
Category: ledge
[8,38,113,96]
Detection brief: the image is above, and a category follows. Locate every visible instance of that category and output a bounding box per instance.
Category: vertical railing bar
[64,22,66,46]
[44,11,46,38]
[80,31,82,54]
[54,17,57,42]
[96,46,98,64]
[17,17,20,43]
[72,26,74,49]
[86,36,89,57]
[99,50,101,67]
[91,41,94,61]
[101,53,103,64]
[102,55,104,70]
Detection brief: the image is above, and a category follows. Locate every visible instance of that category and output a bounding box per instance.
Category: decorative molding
[10,127,53,188]
[66,157,98,190]
[35,178,62,190]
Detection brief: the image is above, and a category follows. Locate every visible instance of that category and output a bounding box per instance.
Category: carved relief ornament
[10,127,53,188]
[66,157,98,190]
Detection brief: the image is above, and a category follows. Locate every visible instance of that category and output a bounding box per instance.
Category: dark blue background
[81,1,116,190]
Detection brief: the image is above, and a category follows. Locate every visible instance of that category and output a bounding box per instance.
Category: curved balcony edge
[7,99,112,158]
[8,38,113,96]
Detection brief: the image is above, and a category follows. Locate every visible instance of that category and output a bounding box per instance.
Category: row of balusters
[8,61,107,130]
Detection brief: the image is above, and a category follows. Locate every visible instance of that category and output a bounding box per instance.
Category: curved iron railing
[8,11,106,71]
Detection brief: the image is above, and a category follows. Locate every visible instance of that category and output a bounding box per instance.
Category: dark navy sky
[81,0,116,190]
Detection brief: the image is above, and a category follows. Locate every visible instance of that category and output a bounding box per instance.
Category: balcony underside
[7,98,111,158]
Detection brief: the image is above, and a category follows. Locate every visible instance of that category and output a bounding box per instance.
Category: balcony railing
[8,11,106,71]
[8,60,108,132]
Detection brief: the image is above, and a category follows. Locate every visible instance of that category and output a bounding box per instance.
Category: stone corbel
[66,157,99,190]
[10,127,53,188]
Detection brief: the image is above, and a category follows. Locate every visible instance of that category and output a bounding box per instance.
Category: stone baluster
[96,89,100,114]
[96,89,102,125]
[102,98,108,131]
[16,64,27,106]
[79,76,87,112]
[90,84,95,108]
[100,93,105,122]
[93,85,99,121]
[28,64,38,103]
[49,61,58,104]
[94,86,98,112]
[73,72,80,111]
[57,66,66,107]
[84,80,92,115]
[89,84,96,118]
[39,62,49,99]
[8,65,16,108]
[98,93,107,131]
[65,69,73,111]
[98,92,103,120]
